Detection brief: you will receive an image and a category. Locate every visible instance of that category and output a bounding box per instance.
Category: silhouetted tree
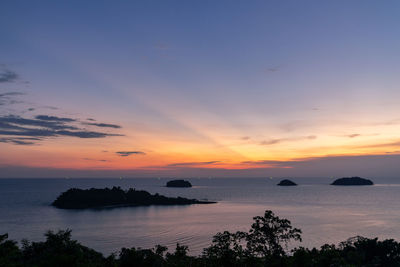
[166,243,194,267]
[203,231,248,267]
[21,229,105,267]
[246,210,302,258]
[119,246,166,267]
[3,210,400,267]
[0,233,22,267]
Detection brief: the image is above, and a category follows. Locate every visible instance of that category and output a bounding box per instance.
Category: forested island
[331,177,374,186]
[2,210,400,266]
[52,187,215,209]
[166,179,192,187]
[277,179,297,186]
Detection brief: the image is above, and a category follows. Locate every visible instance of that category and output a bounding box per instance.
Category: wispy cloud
[260,139,282,145]
[116,151,146,157]
[0,80,124,145]
[264,65,281,73]
[0,92,25,97]
[0,137,41,145]
[167,161,220,167]
[84,122,121,128]
[42,106,58,110]
[0,69,18,83]
[35,115,76,122]
[0,92,25,106]
[83,158,110,162]
[338,133,380,139]
[240,159,297,168]
[347,134,361,138]
[259,135,317,146]
[357,140,400,149]
[0,114,123,145]
[279,120,311,132]
[0,115,78,130]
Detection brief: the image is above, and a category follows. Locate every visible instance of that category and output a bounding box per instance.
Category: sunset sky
[1,1,400,178]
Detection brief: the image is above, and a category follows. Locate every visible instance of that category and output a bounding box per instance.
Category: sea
[1,177,400,256]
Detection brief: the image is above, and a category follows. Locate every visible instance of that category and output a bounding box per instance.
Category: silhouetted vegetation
[277,179,297,186]
[2,210,400,266]
[331,177,374,186]
[166,180,192,188]
[52,187,215,209]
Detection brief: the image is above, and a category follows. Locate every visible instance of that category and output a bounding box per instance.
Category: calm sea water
[1,177,400,256]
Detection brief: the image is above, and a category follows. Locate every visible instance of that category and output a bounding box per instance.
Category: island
[277,179,297,186]
[166,179,192,188]
[52,187,215,209]
[331,177,374,186]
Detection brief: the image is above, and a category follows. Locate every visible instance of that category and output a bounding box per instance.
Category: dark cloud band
[0,114,123,145]
[116,151,146,157]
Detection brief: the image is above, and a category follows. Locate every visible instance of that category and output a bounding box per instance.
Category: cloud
[84,122,121,128]
[306,135,317,140]
[0,115,78,130]
[83,158,110,162]
[0,70,18,83]
[56,130,121,138]
[260,139,281,145]
[0,137,41,145]
[0,90,124,145]
[116,151,146,157]
[0,114,123,144]
[357,140,400,149]
[168,161,220,167]
[42,106,58,110]
[35,115,76,122]
[0,92,25,106]
[240,159,297,168]
[347,134,361,138]
[340,133,379,139]
[264,65,281,73]
[279,120,311,132]
[260,135,317,146]
[0,92,25,97]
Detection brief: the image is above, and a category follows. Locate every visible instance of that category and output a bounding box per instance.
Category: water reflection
[1,178,400,255]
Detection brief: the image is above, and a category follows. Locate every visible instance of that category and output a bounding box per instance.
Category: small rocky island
[166,179,192,188]
[52,187,215,209]
[277,179,297,186]
[331,177,374,186]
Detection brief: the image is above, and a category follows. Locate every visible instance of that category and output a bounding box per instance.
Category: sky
[1,0,400,178]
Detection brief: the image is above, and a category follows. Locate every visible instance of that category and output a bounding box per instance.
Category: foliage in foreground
[1,210,400,267]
